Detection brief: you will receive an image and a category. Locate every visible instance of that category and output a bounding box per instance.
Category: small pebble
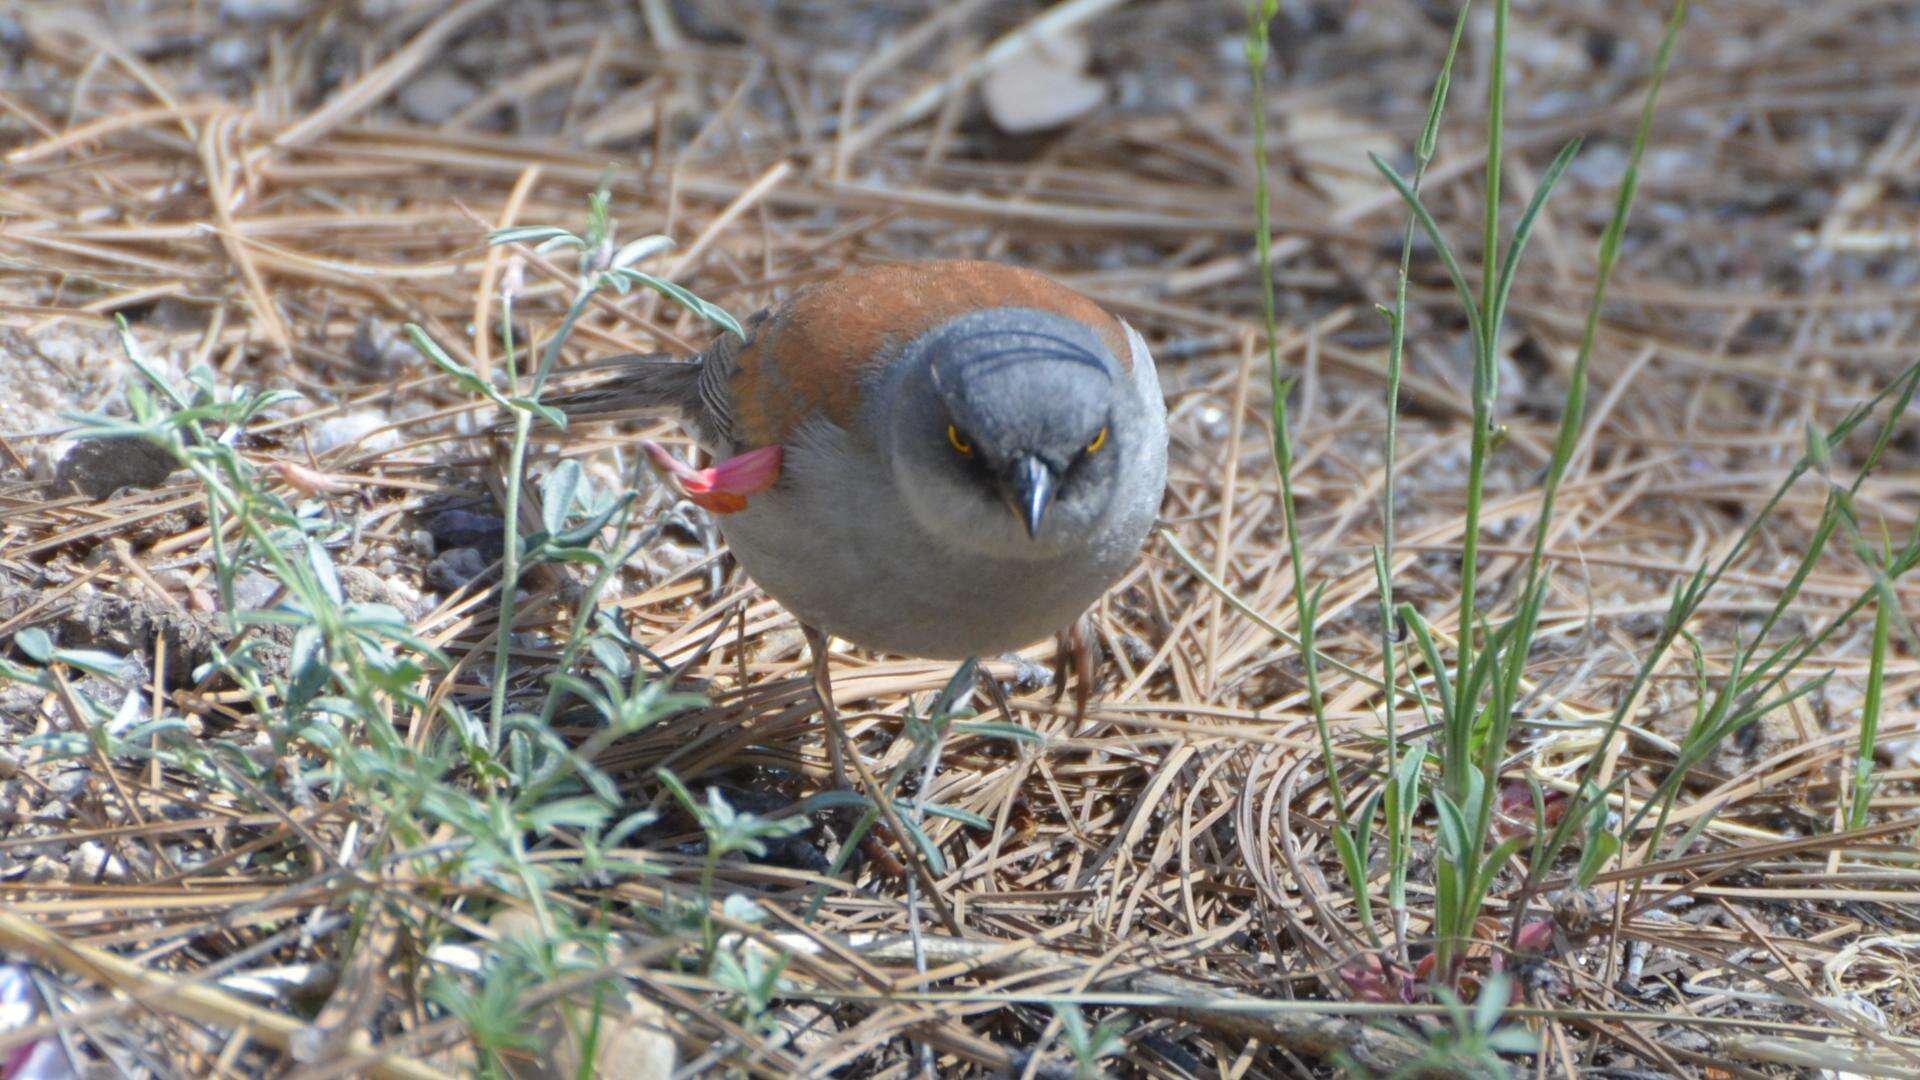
[348,318,414,379]
[591,996,676,1080]
[66,840,130,882]
[143,296,212,330]
[1193,404,1229,441]
[337,565,389,605]
[219,0,308,21]
[45,769,89,800]
[397,70,480,124]
[231,570,281,610]
[427,509,505,559]
[310,411,399,457]
[384,575,426,618]
[55,436,179,500]
[981,32,1105,134]
[204,35,265,75]
[23,856,67,884]
[426,547,489,592]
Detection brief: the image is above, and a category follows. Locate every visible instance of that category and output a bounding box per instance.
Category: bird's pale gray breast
[717,331,1165,660]
[716,422,1137,658]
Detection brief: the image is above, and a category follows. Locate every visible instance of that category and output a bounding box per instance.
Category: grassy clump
[0,192,830,1074]
[1245,0,1920,1049]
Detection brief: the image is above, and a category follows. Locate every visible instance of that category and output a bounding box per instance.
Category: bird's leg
[976,658,1017,724]
[1051,617,1094,721]
[803,624,847,788]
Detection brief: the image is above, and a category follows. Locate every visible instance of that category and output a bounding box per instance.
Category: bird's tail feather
[540,353,705,426]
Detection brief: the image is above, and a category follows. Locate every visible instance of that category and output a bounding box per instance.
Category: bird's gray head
[884,307,1149,560]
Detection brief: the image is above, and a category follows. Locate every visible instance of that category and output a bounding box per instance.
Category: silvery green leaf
[52,648,131,680]
[527,796,609,832]
[585,636,631,682]
[798,790,870,813]
[489,226,575,246]
[308,541,343,605]
[950,721,1039,743]
[407,326,512,408]
[617,271,746,338]
[15,628,55,663]
[721,893,763,923]
[919,803,989,830]
[510,398,568,430]
[540,460,583,535]
[610,234,674,271]
[605,808,657,847]
[1488,1027,1539,1053]
[896,817,946,875]
[107,688,144,736]
[287,624,328,713]
[1474,973,1512,1036]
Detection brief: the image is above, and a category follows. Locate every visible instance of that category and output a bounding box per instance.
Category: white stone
[981,32,1106,135]
[310,411,399,457]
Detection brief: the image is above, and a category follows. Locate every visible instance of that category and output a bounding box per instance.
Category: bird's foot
[1050,619,1095,721]
[802,624,850,789]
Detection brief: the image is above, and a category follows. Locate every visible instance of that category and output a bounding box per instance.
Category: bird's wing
[726,260,1130,447]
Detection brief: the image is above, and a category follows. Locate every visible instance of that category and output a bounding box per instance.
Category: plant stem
[1451,0,1510,799]
[489,412,531,751]
[1378,4,1468,963]
[1248,0,1349,828]
[1851,585,1892,830]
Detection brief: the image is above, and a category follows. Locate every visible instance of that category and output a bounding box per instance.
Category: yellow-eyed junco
[558,259,1167,731]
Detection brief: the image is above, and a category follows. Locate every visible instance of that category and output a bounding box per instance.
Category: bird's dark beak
[1007,455,1055,539]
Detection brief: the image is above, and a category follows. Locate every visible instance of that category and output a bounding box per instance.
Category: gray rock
[397,70,480,125]
[427,509,505,559]
[980,33,1106,134]
[45,768,90,800]
[219,0,309,22]
[66,840,130,882]
[310,411,399,457]
[55,436,178,499]
[231,570,282,610]
[348,318,413,379]
[0,682,42,722]
[426,547,489,592]
[22,856,67,883]
[337,565,390,605]
[205,35,265,75]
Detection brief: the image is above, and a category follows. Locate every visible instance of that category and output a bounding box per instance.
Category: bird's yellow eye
[947,424,973,456]
[1085,426,1109,453]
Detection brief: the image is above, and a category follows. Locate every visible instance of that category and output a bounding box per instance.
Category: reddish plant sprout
[1340,953,1416,1003]
[1514,918,1555,953]
[1492,781,1569,839]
